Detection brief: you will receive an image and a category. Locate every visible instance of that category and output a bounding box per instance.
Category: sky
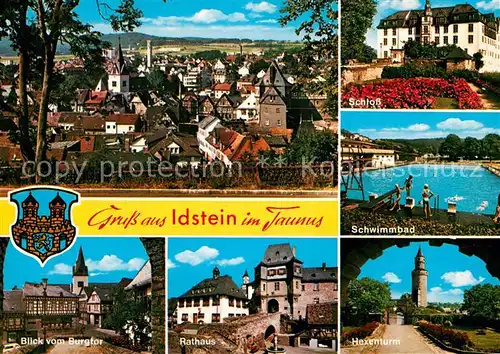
[365,0,500,49]
[77,0,304,41]
[358,241,500,303]
[4,237,148,290]
[168,237,338,298]
[342,111,500,140]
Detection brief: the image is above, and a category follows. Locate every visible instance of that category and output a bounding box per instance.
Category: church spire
[416,246,423,258]
[73,247,89,276]
[424,0,432,16]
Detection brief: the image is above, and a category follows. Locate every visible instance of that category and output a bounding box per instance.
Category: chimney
[292,246,296,257]
[124,138,130,152]
[322,262,326,271]
[147,40,152,68]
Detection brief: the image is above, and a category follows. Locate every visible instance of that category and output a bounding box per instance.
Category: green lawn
[435,97,459,109]
[455,327,500,351]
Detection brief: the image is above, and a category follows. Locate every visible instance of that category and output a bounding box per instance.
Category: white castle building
[377,1,500,72]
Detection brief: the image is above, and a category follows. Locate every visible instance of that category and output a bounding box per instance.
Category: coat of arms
[9,186,80,266]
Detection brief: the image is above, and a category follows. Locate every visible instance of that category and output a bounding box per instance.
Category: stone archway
[264,325,276,341]
[0,238,165,354]
[341,238,500,307]
[267,299,279,313]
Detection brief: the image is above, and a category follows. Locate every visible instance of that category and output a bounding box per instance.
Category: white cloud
[167,259,177,269]
[213,257,245,266]
[92,23,299,41]
[49,263,72,275]
[141,9,248,25]
[381,124,430,132]
[441,270,485,287]
[380,0,422,10]
[48,255,145,275]
[428,286,464,303]
[256,19,278,24]
[437,118,484,130]
[87,255,145,272]
[175,246,219,266]
[383,272,402,283]
[476,0,500,11]
[245,1,277,13]
[89,272,107,276]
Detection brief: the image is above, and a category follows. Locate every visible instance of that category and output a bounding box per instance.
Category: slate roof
[306,302,337,326]
[378,4,495,28]
[23,283,78,298]
[260,86,286,106]
[302,266,338,283]
[261,243,303,266]
[3,290,24,313]
[149,133,201,158]
[73,247,88,276]
[444,46,473,60]
[179,274,247,300]
[125,261,152,290]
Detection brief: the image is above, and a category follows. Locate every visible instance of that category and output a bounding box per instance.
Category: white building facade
[377,1,500,72]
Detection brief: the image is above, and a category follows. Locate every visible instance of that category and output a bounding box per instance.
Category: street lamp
[41,278,48,353]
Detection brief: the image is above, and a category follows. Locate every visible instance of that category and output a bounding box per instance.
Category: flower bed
[418,321,473,350]
[342,78,483,109]
[342,322,379,343]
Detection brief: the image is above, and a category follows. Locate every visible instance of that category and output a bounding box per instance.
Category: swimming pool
[344,164,500,214]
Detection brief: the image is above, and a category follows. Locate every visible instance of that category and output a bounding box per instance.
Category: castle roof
[243,270,249,277]
[261,243,303,266]
[22,192,38,205]
[73,247,88,277]
[50,193,66,206]
[303,266,338,283]
[416,246,424,257]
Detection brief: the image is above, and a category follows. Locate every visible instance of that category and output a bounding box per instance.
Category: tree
[482,133,500,161]
[341,0,377,63]
[286,130,338,164]
[346,277,392,322]
[462,137,481,160]
[193,50,226,61]
[461,284,500,321]
[250,59,269,75]
[439,134,462,161]
[147,69,167,93]
[102,287,152,349]
[397,294,417,324]
[280,0,338,117]
[473,52,484,71]
[31,0,151,182]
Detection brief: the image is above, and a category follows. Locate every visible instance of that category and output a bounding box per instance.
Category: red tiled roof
[82,116,106,131]
[79,136,96,152]
[214,83,233,91]
[106,113,139,125]
[85,91,107,105]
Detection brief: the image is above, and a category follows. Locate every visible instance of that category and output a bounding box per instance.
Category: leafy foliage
[346,277,392,320]
[439,134,462,161]
[461,284,500,322]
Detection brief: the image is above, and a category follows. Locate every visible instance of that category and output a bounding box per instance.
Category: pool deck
[345,200,496,226]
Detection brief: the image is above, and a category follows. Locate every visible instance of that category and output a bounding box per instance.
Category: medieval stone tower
[411,247,428,307]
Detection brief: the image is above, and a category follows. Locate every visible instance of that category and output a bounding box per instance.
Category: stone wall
[342,62,402,87]
[141,238,166,354]
[296,283,337,319]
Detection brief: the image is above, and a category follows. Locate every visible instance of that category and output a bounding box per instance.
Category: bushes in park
[418,321,473,350]
[342,78,483,109]
[342,322,379,343]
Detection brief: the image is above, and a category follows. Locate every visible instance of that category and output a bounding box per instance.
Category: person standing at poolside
[422,184,434,220]
[494,194,500,224]
[404,175,413,197]
[390,184,402,212]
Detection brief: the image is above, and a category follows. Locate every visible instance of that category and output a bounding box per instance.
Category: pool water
[344,164,500,214]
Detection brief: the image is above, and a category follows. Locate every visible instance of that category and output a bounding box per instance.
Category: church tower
[421,0,433,44]
[72,247,89,295]
[411,247,428,307]
[108,39,130,93]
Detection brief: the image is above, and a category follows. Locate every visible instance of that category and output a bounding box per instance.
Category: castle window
[274,282,280,291]
[383,38,388,46]
[314,283,320,291]
[295,281,299,290]
[409,27,413,35]
[453,36,458,44]
[384,29,387,36]
[212,313,221,323]
[392,28,396,36]
[435,26,439,34]
[112,81,117,87]
[469,24,474,32]
[444,36,449,44]
[423,26,429,35]
[435,37,440,44]
[453,24,458,33]
[181,314,188,322]
[392,38,396,46]
[469,35,474,44]
[444,26,448,34]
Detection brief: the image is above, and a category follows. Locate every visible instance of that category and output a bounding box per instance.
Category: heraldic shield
[9,186,80,266]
